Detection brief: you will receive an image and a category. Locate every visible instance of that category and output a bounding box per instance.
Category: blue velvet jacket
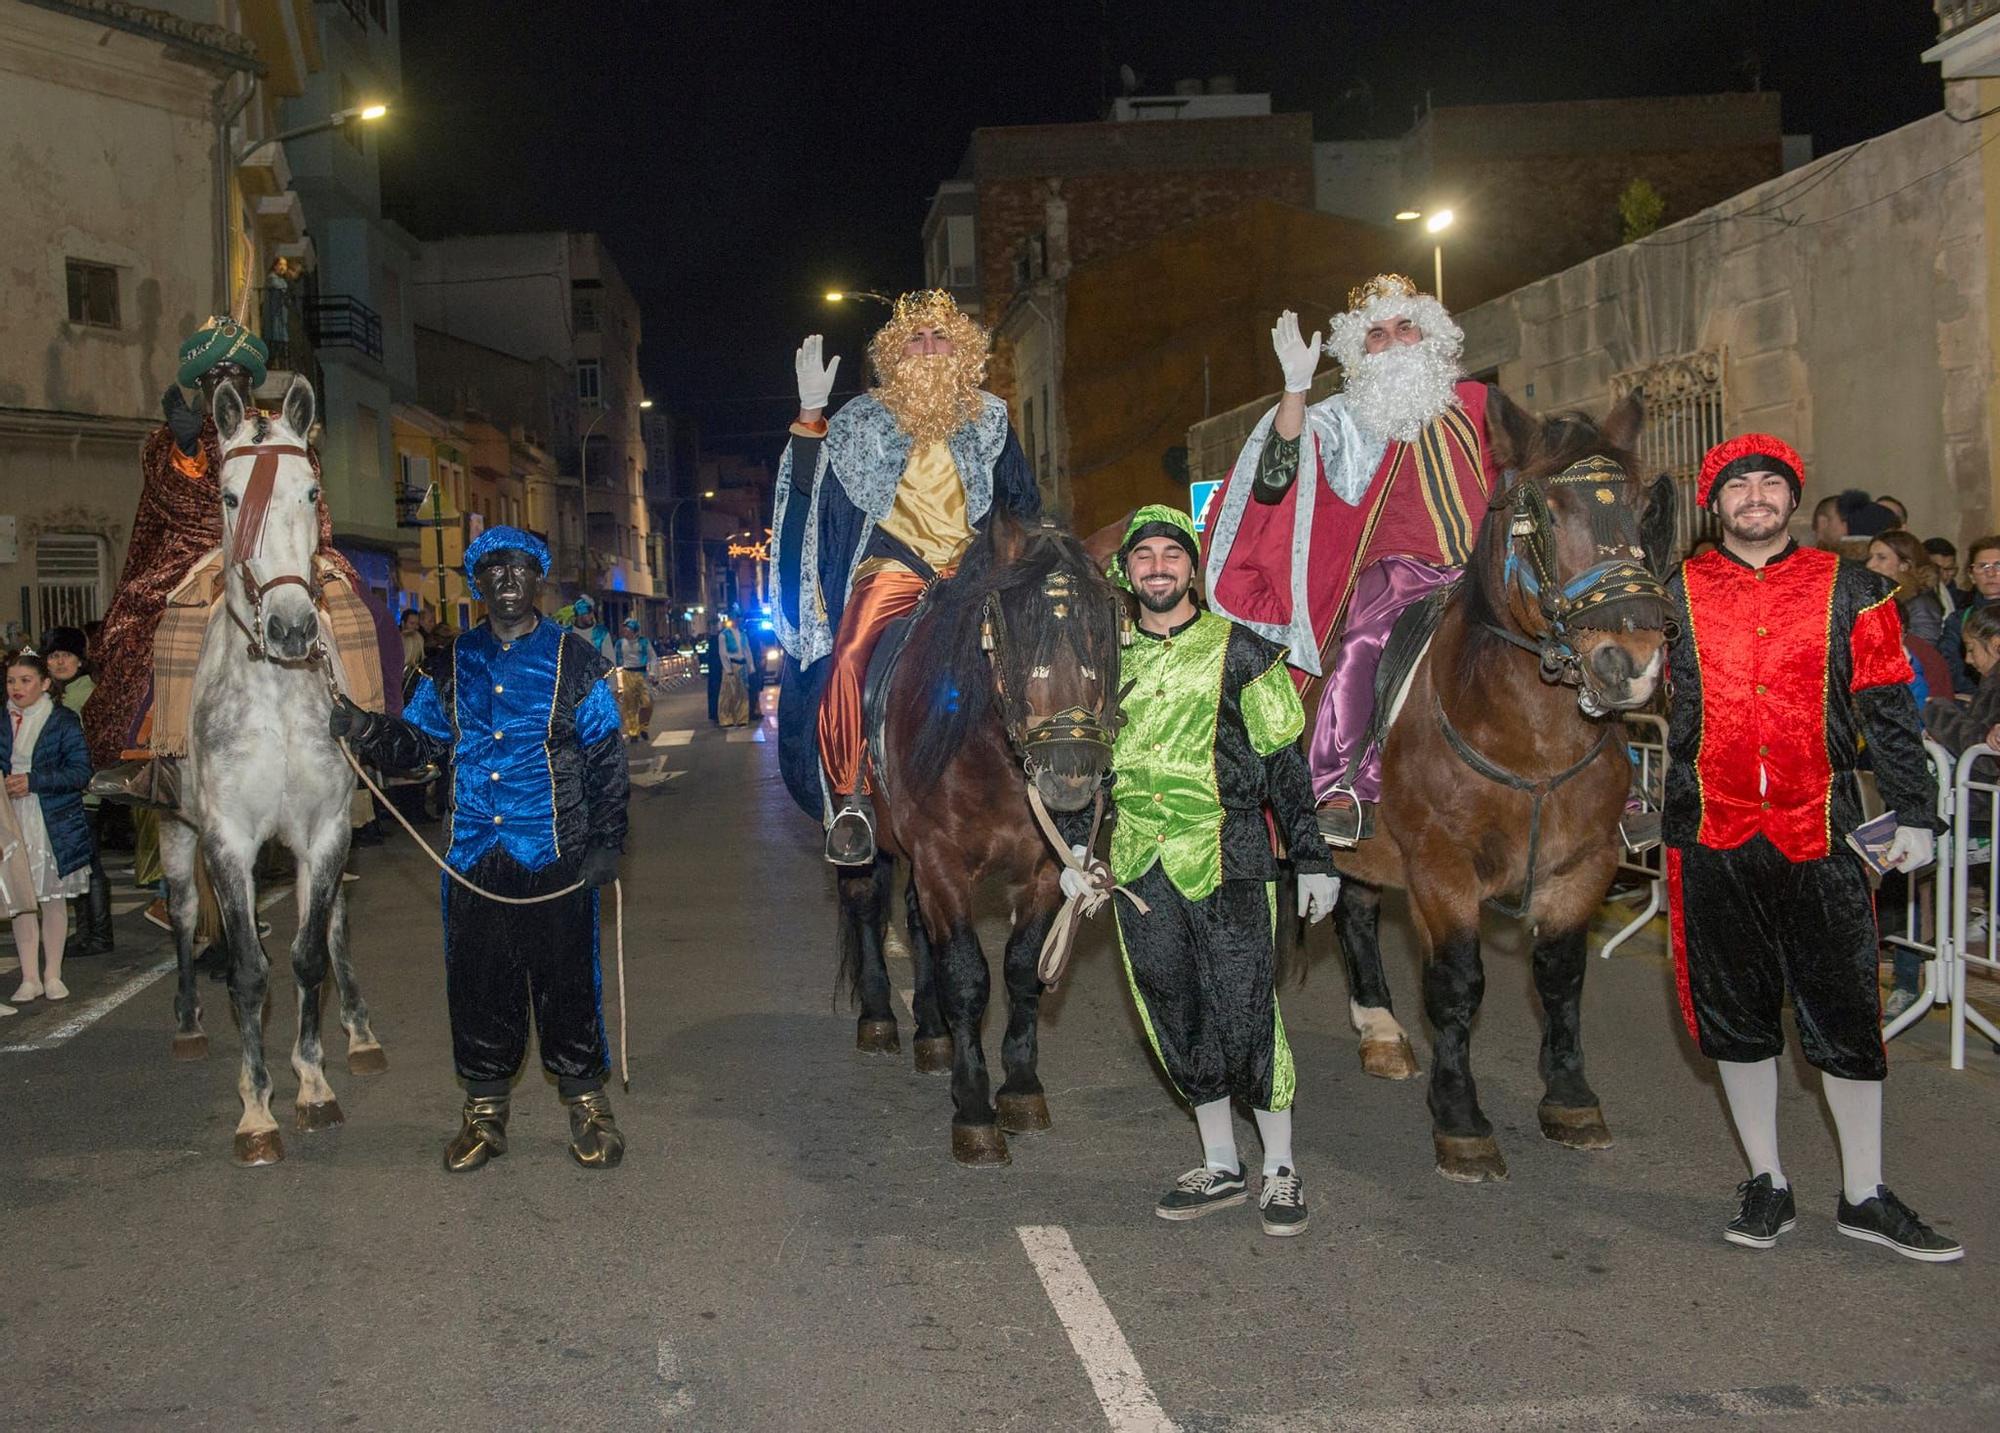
[347,618,628,877]
[0,702,93,877]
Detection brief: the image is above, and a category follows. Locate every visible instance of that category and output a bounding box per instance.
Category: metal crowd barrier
[1598,713,1668,959]
[1944,744,2000,1068]
[1880,739,1957,1045]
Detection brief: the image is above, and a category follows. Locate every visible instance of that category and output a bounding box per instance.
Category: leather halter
[220,441,323,661]
[978,561,1128,775]
[1492,453,1667,703]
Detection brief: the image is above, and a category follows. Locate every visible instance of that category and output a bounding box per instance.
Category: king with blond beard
[772,291,1038,864]
[1203,275,1502,845]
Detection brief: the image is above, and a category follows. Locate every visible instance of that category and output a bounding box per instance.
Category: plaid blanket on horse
[145,549,387,757]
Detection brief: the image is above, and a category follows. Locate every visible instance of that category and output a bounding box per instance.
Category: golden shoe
[562,1089,625,1169]
[444,1094,510,1173]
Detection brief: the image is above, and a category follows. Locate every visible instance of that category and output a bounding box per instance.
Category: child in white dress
[6,651,92,1004]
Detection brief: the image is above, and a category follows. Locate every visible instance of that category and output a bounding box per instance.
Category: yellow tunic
[853,440,972,582]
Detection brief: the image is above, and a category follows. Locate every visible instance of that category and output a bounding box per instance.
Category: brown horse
[1330,392,1675,1182]
[807,515,1126,1166]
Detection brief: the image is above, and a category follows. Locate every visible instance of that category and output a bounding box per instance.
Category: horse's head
[1477,390,1673,716]
[213,376,323,663]
[905,514,1124,812]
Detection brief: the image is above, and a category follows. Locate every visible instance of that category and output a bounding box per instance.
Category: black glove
[579,846,621,888]
[162,386,203,457]
[328,695,368,741]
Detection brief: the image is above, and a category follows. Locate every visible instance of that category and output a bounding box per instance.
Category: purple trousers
[1309,556,1460,804]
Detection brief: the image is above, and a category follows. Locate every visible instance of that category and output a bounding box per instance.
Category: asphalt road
[2,684,1996,1432]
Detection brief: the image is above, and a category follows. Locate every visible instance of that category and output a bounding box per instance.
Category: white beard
[1343,337,1462,443]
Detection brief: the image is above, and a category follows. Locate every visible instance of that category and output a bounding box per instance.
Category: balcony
[259,284,323,397]
[1939,1,2000,39]
[307,294,384,363]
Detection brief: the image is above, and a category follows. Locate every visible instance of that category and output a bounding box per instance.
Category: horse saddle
[1339,580,1459,788]
[861,610,921,804]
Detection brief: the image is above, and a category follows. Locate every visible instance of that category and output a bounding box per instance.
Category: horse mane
[1455,409,1636,688]
[901,517,1118,797]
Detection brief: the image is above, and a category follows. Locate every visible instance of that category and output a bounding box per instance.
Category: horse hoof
[1360,1036,1420,1081]
[233,1129,285,1167]
[171,1033,208,1062]
[856,1018,900,1056]
[951,1123,1011,1167]
[913,1036,953,1074]
[1538,1102,1614,1150]
[1433,1132,1508,1183]
[996,1092,1051,1133]
[347,1045,388,1076]
[296,1099,345,1133]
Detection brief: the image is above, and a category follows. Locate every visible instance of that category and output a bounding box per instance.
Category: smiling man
[1203,275,1501,845]
[331,526,630,1172]
[1103,504,1338,1235]
[1663,435,1959,1262]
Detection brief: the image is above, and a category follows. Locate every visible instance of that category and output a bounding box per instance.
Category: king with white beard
[1203,275,1502,844]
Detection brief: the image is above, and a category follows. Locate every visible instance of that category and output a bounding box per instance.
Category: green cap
[1109,503,1200,591]
[176,316,269,388]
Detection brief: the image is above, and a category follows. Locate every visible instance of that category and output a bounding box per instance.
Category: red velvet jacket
[1663,542,1935,860]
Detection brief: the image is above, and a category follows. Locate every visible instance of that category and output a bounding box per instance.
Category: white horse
[162,375,386,1166]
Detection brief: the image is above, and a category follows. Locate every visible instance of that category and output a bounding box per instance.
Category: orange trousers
[818,569,932,796]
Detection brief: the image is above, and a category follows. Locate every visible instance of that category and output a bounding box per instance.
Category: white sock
[1822,1073,1885,1205]
[1716,1057,1786,1190]
[1193,1097,1238,1174]
[39,898,65,988]
[1252,1107,1294,1177]
[10,913,39,988]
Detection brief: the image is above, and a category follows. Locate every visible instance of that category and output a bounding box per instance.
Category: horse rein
[219,442,327,665]
[1493,453,1667,707]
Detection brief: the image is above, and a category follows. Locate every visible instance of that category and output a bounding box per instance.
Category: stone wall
[1458,110,1992,546]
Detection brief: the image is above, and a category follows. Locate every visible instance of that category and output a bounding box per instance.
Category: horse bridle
[978,565,1130,778]
[1491,452,1667,704]
[220,441,326,664]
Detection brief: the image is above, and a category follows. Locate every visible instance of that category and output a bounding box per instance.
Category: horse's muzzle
[1582,637,1663,711]
[1030,742,1110,813]
[264,607,321,661]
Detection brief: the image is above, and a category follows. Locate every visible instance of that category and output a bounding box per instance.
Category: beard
[1134,572,1193,614]
[1343,336,1462,443]
[1719,499,1792,545]
[876,353,983,445]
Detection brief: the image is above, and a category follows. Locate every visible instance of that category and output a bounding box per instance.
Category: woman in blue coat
[4,649,93,1003]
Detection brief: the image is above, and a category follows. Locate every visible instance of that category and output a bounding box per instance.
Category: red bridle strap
[222,443,309,564]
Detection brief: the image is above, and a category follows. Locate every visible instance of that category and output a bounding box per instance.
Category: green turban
[176,317,269,388]
[1109,503,1200,591]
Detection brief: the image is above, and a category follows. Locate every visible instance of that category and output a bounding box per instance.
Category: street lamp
[824,289,894,307]
[1395,207,1455,305]
[234,102,389,164]
[579,393,651,592]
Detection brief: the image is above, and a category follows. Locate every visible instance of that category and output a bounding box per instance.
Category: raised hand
[1270,311,1322,394]
[795,335,840,413]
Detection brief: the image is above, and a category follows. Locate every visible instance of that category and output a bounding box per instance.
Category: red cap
[1698,433,1805,507]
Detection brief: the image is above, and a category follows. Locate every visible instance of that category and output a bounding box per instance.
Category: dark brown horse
[1330,392,1675,1181]
[816,515,1125,1166]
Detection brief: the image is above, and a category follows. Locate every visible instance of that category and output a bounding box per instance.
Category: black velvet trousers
[1667,834,1886,1080]
[441,852,607,1095]
[1113,865,1294,1111]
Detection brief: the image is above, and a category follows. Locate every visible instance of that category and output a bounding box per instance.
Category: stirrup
[1316,787,1375,848]
[824,798,877,866]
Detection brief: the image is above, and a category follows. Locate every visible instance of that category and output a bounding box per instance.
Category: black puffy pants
[441,851,607,1096]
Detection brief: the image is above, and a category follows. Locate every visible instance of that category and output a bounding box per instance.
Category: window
[574,291,601,334]
[1610,350,1725,557]
[36,533,108,631]
[576,360,601,405]
[65,260,119,328]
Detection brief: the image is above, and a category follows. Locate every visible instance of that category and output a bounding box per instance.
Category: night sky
[382,1,1945,459]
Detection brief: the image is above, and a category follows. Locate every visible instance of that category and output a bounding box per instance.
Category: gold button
[1754,684,1765,695]
[1156,833,1165,843]
[1155,687,1165,697]
[1152,793,1163,804]
[1755,571,1765,582]
[1756,627,1767,636]
[492,814,504,825]
[494,683,505,694]
[494,730,505,740]
[1163,640,1173,649]
[1153,742,1162,751]
[1758,745,1769,756]
[489,770,500,782]
[1760,801,1771,810]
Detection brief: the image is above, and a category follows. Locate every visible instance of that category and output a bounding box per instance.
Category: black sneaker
[1154,1164,1249,1221]
[1259,1166,1309,1237]
[1836,1186,1964,1263]
[1724,1173,1796,1249]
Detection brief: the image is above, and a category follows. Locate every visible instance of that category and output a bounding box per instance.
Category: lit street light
[824,289,893,307]
[235,102,390,163]
[1396,207,1455,305]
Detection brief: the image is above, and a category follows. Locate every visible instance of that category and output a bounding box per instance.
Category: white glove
[1060,844,1091,901]
[1298,871,1341,923]
[1883,826,1936,872]
[1271,311,1322,394]
[795,334,840,411]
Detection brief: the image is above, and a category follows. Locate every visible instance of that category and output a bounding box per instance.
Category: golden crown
[1347,273,1424,312]
[891,289,962,326]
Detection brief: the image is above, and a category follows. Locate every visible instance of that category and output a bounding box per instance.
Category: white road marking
[724,728,766,743]
[652,729,694,747]
[654,1334,694,1420]
[629,769,683,789]
[1016,1225,1177,1432]
[0,957,175,1054]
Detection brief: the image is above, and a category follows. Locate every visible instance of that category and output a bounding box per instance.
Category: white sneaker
[0,1003,16,1017]
[9,981,42,1002]
[43,978,68,1001]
